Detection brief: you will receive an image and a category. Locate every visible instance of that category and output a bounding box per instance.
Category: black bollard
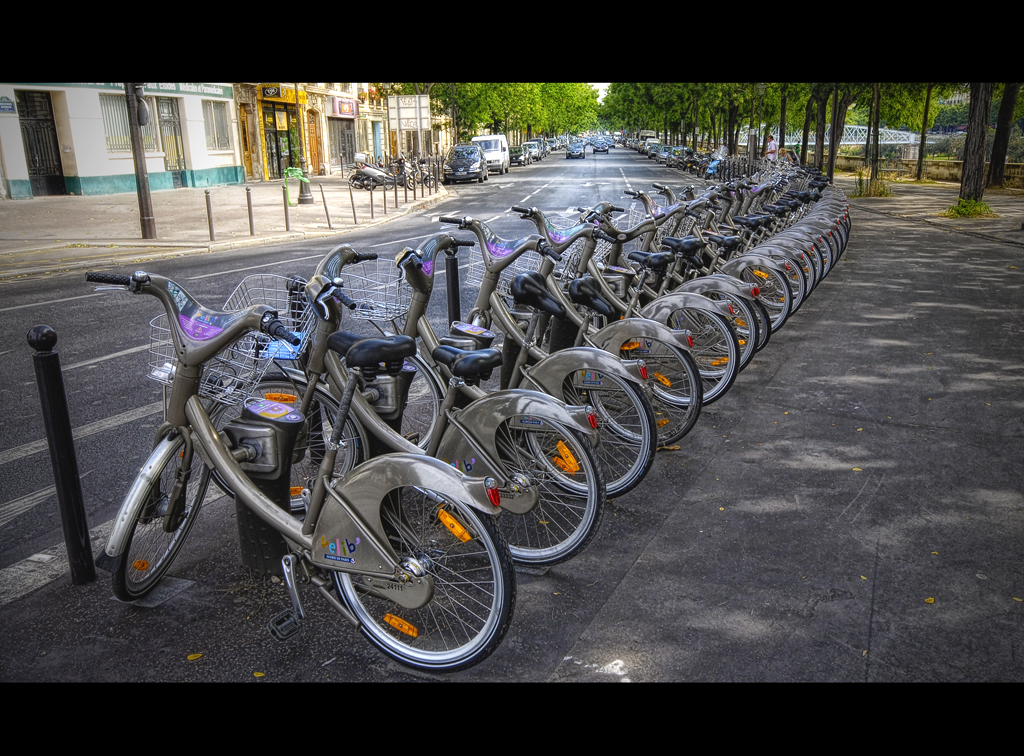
[28,325,95,585]
[319,183,333,230]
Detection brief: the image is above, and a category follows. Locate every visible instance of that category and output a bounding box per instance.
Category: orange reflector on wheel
[621,341,641,350]
[384,614,419,638]
[711,358,730,366]
[657,418,670,428]
[738,339,746,346]
[752,270,769,279]
[654,372,672,387]
[735,319,747,327]
[554,440,580,473]
[290,486,305,497]
[132,560,150,571]
[265,392,298,403]
[437,508,472,542]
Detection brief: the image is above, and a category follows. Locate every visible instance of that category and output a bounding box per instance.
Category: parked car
[655,144,672,164]
[666,145,686,168]
[471,134,510,175]
[443,143,488,184]
[523,141,542,162]
[509,144,531,166]
[566,141,586,159]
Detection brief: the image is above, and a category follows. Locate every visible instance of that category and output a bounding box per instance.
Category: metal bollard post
[205,189,215,241]
[370,187,375,219]
[283,185,291,231]
[349,184,358,224]
[319,183,333,230]
[394,181,399,209]
[404,180,408,204]
[383,184,387,215]
[247,186,255,235]
[27,325,95,585]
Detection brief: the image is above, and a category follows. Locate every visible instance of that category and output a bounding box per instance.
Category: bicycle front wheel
[335,487,515,672]
[112,432,211,601]
[560,371,656,498]
[493,418,606,566]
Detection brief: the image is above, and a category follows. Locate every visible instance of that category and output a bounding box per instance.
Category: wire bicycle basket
[147,274,314,406]
[338,256,412,321]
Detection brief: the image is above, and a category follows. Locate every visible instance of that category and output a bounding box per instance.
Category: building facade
[0,82,243,199]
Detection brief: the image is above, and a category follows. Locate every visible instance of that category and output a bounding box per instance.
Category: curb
[0,191,450,282]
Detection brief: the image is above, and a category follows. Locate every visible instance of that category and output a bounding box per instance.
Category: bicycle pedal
[268,610,301,641]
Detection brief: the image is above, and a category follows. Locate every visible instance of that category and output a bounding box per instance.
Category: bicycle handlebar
[86,271,132,287]
[265,318,301,346]
[511,205,532,216]
[439,216,463,226]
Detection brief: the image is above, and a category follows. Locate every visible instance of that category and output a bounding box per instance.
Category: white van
[471,134,510,175]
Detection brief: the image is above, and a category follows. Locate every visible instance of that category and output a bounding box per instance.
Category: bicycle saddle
[510,271,566,318]
[431,346,502,385]
[567,277,616,318]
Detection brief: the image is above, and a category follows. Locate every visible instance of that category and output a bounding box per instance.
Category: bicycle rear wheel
[619,338,703,444]
[493,418,605,566]
[667,308,739,405]
[335,487,515,672]
[560,371,656,498]
[112,432,211,601]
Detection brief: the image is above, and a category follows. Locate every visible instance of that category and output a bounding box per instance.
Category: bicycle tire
[738,265,790,333]
[492,419,605,566]
[620,337,704,444]
[666,308,739,405]
[334,486,516,672]
[559,370,657,498]
[111,432,211,601]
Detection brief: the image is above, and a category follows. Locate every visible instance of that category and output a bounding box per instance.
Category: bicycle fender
[719,255,787,279]
[586,318,693,356]
[674,276,757,301]
[311,454,501,579]
[639,291,734,323]
[97,432,181,571]
[521,346,647,395]
[436,389,599,474]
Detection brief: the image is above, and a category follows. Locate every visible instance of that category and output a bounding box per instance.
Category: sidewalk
[0,173,449,281]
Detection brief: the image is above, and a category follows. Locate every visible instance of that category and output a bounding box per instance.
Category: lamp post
[294,82,315,205]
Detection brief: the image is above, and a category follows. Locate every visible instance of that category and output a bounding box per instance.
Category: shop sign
[332,97,358,118]
[0,96,14,113]
[261,84,307,104]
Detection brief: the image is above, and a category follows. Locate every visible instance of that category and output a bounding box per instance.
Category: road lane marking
[0,292,105,313]
[61,344,150,372]
[0,402,163,467]
[187,253,325,280]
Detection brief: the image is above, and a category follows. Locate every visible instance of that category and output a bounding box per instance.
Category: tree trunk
[917,83,933,181]
[987,82,1020,187]
[815,94,828,171]
[960,82,995,203]
[779,84,788,154]
[801,96,814,167]
[870,83,881,184]
[827,87,840,181]
[864,96,874,166]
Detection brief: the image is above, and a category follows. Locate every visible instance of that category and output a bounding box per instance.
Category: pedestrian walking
[765,134,778,162]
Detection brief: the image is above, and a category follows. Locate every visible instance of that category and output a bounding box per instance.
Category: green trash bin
[283,166,308,207]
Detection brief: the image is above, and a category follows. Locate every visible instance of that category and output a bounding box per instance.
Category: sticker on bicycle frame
[516,415,545,427]
[167,281,190,311]
[179,313,224,341]
[246,399,295,419]
[421,260,434,277]
[321,535,359,563]
[576,370,605,386]
[454,323,493,337]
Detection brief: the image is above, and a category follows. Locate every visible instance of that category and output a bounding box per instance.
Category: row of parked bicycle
[84,150,849,675]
